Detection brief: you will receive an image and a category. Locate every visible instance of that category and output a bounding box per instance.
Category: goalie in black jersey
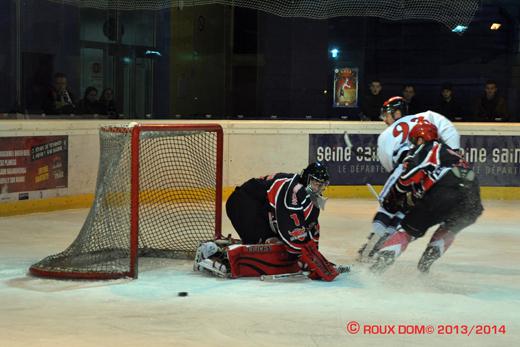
[194,162,339,281]
[370,121,483,274]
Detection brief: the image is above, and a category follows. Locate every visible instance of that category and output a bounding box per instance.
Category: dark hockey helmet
[380,96,405,120]
[409,121,439,145]
[301,162,330,185]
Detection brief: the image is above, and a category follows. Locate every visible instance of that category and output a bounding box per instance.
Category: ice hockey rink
[0,198,519,347]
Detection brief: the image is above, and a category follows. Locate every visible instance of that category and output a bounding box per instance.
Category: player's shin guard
[358,210,404,262]
[370,230,412,274]
[418,226,455,273]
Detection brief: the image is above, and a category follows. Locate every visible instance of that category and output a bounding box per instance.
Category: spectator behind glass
[42,72,75,115]
[360,79,385,121]
[76,86,104,117]
[434,83,463,121]
[99,88,119,119]
[402,84,422,115]
[474,80,509,122]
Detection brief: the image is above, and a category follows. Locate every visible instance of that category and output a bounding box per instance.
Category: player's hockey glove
[382,186,407,214]
[383,186,416,214]
[299,241,339,281]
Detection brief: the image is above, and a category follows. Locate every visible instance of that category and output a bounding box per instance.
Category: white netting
[30,124,222,279]
[48,0,481,30]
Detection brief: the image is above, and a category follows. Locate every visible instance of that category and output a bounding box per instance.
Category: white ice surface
[1,199,519,346]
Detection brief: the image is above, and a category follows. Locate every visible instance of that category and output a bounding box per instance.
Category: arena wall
[0,119,519,216]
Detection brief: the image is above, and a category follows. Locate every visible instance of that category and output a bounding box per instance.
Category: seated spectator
[360,79,385,121]
[99,88,119,119]
[434,83,463,121]
[402,84,423,115]
[42,72,75,115]
[474,80,509,122]
[76,86,104,116]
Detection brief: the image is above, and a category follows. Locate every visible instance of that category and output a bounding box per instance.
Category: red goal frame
[29,123,223,280]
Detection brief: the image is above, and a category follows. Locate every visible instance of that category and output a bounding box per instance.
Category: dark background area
[0,0,519,120]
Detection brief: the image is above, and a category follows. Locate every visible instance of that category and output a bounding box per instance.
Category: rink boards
[0,119,519,215]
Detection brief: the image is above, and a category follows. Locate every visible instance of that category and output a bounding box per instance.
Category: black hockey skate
[357,233,372,257]
[357,233,390,263]
[417,245,441,273]
[370,250,396,274]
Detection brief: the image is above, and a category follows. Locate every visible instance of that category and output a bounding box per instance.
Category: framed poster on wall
[333,67,358,107]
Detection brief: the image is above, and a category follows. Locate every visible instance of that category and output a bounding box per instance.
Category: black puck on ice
[177,291,188,297]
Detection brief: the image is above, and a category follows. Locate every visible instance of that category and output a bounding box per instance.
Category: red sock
[379,230,412,257]
[427,227,455,255]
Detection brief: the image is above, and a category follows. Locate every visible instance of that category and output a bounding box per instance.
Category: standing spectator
[474,80,509,122]
[434,83,463,121]
[360,79,385,121]
[402,84,422,115]
[99,88,119,119]
[42,72,75,115]
[76,86,104,116]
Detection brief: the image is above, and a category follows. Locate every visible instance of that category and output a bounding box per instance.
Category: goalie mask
[301,162,330,210]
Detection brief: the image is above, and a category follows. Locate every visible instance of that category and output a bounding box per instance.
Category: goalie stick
[259,264,351,281]
[259,272,308,281]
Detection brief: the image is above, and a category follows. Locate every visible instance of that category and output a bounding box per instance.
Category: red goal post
[29,123,223,280]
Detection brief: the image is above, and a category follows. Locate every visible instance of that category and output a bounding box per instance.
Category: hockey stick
[343,131,353,148]
[259,264,352,281]
[366,183,382,203]
[260,272,307,281]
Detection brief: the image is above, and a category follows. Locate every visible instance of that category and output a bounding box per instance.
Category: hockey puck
[177,291,188,297]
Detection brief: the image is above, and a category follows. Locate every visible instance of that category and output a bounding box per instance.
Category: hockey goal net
[49,0,481,31]
[29,123,223,279]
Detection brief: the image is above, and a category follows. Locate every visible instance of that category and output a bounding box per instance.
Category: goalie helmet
[301,162,330,210]
[409,121,439,145]
[301,162,330,186]
[380,96,405,120]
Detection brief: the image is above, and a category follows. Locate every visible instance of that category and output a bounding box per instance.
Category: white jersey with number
[377,110,460,172]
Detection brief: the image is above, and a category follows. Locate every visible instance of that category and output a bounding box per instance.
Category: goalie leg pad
[193,241,220,271]
[227,244,300,278]
[196,258,230,278]
[194,241,232,278]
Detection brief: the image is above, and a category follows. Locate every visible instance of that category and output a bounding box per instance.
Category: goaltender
[194,162,341,281]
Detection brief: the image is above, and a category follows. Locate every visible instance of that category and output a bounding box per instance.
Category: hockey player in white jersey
[357,96,461,263]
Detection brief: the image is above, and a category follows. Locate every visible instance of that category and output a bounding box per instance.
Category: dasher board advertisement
[309,133,520,186]
[0,136,68,202]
